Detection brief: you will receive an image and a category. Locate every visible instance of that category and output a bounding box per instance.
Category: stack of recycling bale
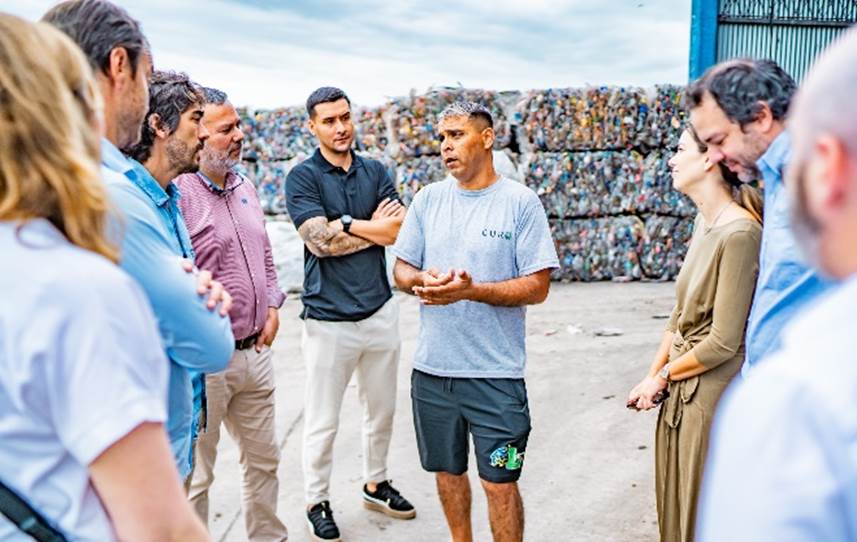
[236,84,697,281]
[387,88,519,205]
[519,85,695,281]
[237,105,389,214]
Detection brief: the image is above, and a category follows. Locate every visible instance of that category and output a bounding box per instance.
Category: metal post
[688,0,719,80]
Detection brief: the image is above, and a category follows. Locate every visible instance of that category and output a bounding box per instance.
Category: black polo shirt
[286,149,399,321]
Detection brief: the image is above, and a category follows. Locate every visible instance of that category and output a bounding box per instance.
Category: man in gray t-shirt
[392,102,558,542]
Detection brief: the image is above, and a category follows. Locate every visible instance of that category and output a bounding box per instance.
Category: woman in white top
[0,15,208,541]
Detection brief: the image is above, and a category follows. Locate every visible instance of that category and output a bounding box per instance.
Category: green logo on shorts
[489,444,524,470]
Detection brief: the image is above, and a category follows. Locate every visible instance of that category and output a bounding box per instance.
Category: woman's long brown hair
[0,15,118,262]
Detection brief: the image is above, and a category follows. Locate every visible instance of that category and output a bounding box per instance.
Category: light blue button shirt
[101,139,234,478]
[742,130,833,373]
[698,275,857,541]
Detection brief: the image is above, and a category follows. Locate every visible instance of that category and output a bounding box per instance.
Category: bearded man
[176,87,289,541]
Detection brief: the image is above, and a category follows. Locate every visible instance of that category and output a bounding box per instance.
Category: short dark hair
[124,70,203,162]
[306,86,350,118]
[688,58,797,128]
[202,86,228,105]
[42,0,149,78]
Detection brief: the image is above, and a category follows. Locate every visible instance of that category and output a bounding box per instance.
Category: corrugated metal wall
[716,0,857,81]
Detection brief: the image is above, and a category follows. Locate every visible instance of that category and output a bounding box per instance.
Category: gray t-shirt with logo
[391,177,559,378]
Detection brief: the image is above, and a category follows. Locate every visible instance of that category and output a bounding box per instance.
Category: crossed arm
[393,259,552,307]
[297,198,404,258]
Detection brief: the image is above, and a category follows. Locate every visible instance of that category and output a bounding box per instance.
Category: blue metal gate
[689,0,857,80]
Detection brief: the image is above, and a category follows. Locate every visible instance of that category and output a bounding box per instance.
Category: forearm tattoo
[298,216,373,257]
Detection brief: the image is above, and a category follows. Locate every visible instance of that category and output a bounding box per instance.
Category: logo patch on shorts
[489,444,524,470]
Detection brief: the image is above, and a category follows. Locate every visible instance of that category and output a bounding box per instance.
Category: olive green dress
[655,215,762,542]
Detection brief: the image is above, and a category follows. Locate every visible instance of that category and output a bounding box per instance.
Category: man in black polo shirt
[286,87,415,542]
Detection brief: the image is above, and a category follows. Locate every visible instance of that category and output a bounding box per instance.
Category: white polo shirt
[0,219,168,541]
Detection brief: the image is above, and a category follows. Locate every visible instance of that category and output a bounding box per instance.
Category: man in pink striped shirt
[177,87,289,541]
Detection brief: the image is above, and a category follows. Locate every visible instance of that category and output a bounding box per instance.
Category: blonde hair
[0,14,118,262]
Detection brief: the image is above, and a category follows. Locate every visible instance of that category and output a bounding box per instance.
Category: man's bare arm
[469,269,552,306]
[297,216,374,258]
[394,258,454,295]
[89,422,208,541]
[414,268,552,307]
[350,215,404,246]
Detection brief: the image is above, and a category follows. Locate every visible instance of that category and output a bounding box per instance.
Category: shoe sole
[363,497,417,520]
[305,516,341,542]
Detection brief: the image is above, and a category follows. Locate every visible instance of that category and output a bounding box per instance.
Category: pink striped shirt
[175,170,285,341]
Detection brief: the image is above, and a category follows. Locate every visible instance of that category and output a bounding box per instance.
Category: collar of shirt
[756,130,791,188]
[311,148,365,174]
[125,159,195,261]
[196,169,245,194]
[100,137,134,177]
[126,159,182,209]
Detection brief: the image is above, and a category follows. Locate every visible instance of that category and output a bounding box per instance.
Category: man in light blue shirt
[45,2,234,480]
[698,28,857,539]
[687,58,834,373]
[118,70,235,479]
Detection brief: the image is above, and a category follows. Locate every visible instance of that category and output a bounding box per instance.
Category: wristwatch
[658,363,671,382]
[341,214,353,233]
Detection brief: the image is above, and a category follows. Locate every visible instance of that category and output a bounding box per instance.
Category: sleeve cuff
[519,260,560,276]
[389,247,421,269]
[291,211,326,230]
[268,289,286,309]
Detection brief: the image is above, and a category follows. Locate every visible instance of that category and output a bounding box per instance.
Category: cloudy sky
[7,0,692,108]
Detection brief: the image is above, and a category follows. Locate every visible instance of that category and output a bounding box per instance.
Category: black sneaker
[363,480,416,519]
[306,501,341,541]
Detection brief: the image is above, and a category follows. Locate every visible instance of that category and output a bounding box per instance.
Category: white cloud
[3,0,692,107]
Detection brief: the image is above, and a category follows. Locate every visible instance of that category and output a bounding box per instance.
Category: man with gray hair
[688,59,834,374]
[393,101,558,542]
[697,27,857,540]
[176,87,289,541]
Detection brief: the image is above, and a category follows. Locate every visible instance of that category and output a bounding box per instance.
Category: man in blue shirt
[43,1,234,482]
[687,58,833,373]
[698,28,857,540]
[122,70,236,480]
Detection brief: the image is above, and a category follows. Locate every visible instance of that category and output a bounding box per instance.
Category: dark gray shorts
[410,369,531,483]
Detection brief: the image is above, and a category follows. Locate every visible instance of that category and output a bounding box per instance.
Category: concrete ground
[202,282,673,542]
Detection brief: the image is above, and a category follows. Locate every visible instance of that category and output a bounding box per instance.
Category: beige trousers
[301,298,401,505]
[188,345,288,542]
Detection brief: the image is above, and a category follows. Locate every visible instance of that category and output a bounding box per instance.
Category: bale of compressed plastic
[238,107,316,161]
[636,85,686,150]
[389,88,516,160]
[639,150,697,217]
[551,216,644,281]
[524,151,646,218]
[396,155,446,206]
[640,214,695,279]
[525,150,696,219]
[354,106,389,154]
[519,86,648,152]
[241,160,289,214]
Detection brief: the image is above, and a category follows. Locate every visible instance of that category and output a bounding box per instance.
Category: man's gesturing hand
[413,269,474,306]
